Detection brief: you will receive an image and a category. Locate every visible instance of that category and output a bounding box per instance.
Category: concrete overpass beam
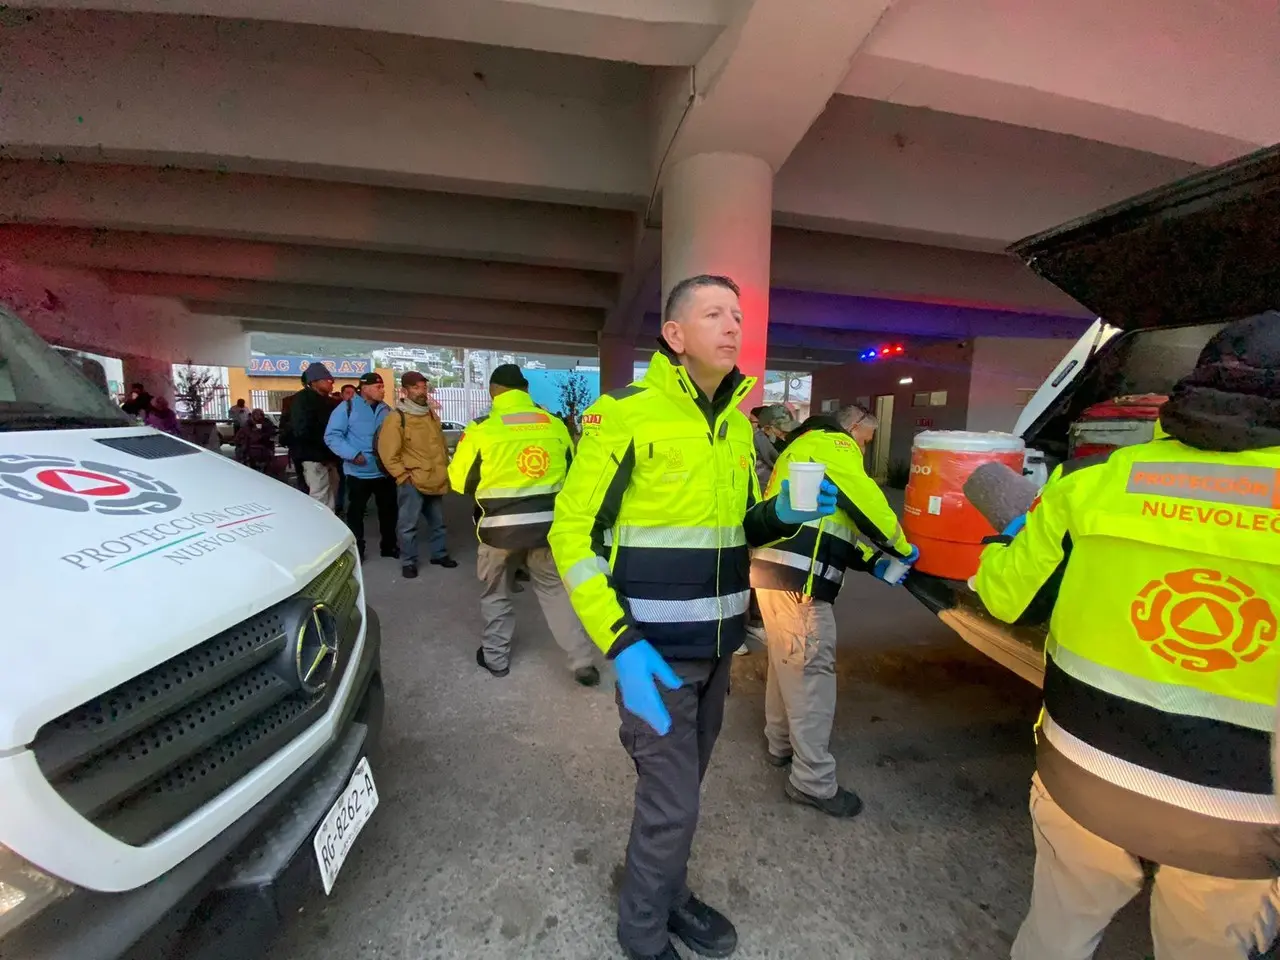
[4,0,729,67]
[97,273,603,333]
[0,162,633,272]
[0,226,618,310]
[656,0,894,172]
[0,261,248,378]
[199,303,597,349]
[0,10,646,204]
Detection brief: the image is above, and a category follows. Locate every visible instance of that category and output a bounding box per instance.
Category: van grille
[32,552,360,846]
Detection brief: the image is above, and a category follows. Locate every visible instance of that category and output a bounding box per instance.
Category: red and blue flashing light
[859,343,905,362]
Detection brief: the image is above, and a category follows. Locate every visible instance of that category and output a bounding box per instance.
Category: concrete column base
[120,354,175,404]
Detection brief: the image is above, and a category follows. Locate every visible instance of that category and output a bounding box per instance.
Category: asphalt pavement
[269,493,1159,960]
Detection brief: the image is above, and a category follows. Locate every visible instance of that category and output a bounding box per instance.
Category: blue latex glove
[872,544,920,585]
[615,640,683,736]
[1002,514,1028,538]
[775,477,838,525]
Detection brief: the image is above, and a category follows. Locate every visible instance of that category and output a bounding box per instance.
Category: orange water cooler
[903,431,1026,581]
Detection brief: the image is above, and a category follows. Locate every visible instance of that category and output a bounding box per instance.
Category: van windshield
[0,307,132,432]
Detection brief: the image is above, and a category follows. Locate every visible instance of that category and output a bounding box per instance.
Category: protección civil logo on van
[0,454,182,516]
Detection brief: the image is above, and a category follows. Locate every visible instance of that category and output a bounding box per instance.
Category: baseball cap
[759,405,798,431]
[303,363,335,384]
[401,371,428,388]
[357,372,383,386]
[489,363,529,389]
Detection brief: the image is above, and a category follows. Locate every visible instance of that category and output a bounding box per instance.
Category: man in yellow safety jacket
[549,274,837,960]
[448,363,599,686]
[974,314,1280,960]
[751,403,916,817]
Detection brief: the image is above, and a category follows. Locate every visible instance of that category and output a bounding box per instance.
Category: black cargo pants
[616,655,732,955]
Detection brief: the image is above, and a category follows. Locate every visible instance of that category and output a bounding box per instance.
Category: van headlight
[0,848,72,938]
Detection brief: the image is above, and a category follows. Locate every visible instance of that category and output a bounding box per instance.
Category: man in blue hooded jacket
[325,372,397,560]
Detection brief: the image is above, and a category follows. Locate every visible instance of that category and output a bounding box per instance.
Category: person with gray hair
[836,403,878,446]
[751,402,917,817]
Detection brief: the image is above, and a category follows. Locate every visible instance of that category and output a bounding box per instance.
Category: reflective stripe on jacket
[549,350,800,661]
[974,438,1280,878]
[750,421,910,601]
[447,389,572,550]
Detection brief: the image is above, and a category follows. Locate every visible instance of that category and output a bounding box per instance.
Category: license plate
[313,756,379,895]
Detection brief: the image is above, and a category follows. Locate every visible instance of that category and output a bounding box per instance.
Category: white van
[0,309,384,958]
[909,143,1280,685]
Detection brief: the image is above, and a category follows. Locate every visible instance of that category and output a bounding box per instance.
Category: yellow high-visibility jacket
[447,389,573,550]
[751,419,911,601]
[975,437,1280,878]
[549,351,800,660]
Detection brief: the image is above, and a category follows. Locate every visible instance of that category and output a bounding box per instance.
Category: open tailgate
[907,574,1046,686]
[1010,144,1280,329]
[919,146,1280,684]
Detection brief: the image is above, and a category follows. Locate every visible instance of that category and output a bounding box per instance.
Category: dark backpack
[368,402,405,477]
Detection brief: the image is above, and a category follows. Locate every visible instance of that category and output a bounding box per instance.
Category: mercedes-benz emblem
[295,602,339,695]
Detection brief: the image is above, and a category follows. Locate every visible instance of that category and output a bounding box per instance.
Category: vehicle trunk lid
[1010,144,1280,329]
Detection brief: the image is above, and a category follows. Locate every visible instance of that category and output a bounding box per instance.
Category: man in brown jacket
[376,372,457,578]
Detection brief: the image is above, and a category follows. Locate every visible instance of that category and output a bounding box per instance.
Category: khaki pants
[477,543,595,673]
[1012,774,1280,960]
[758,589,839,800]
[302,462,339,512]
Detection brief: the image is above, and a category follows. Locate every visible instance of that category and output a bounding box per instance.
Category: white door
[871,394,894,481]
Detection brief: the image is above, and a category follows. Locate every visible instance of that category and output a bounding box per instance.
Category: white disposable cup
[787,461,827,512]
[880,557,910,582]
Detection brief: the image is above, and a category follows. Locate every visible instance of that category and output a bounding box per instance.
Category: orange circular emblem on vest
[1130,568,1278,673]
[516,445,550,479]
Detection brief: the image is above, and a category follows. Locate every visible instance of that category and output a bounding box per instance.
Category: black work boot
[430,555,458,568]
[573,664,600,687]
[475,647,509,678]
[784,780,864,818]
[669,896,737,958]
[621,941,682,960]
[381,544,400,559]
[766,751,793,767]
[402,563,418,579]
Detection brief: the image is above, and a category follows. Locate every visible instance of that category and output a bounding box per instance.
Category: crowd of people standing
[276,364,458,571]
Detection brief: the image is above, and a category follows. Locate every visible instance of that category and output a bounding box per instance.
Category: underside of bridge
[0,1,1275,383]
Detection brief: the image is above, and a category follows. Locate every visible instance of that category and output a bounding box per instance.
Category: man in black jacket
[283,364,341,510]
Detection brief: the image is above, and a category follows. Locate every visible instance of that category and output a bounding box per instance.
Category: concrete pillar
[662,152,773,410]
[120,354,175,404]
[598,335,636,393]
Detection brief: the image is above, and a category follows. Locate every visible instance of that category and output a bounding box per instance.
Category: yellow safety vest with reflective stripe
[549,351,797,660]
[974,437,1280,876]
[751,422,911,601]
[447,389,572,549]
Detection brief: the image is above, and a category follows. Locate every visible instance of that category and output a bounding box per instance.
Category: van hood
[1009,144,1280,330]
[0,427,353,748]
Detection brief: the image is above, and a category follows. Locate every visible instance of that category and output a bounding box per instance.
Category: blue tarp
[523,368,599,414]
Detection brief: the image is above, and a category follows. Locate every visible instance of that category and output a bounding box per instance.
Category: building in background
[810,338,1066,481]
[229,356,391,414]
